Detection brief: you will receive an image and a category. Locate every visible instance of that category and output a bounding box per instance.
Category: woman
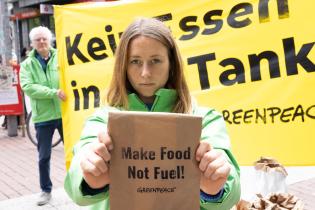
[65,17,240,210]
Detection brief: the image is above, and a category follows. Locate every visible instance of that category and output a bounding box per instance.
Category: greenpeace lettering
[136,187,177,193]
[222,104,315,124]
[187,37,315,90]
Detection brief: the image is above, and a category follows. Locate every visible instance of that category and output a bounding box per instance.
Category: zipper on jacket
[32,52,58,119]
[150,94,160,111]
[132,94,150,111]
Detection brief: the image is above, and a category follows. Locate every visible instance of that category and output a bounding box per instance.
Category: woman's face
[127,35,170,104]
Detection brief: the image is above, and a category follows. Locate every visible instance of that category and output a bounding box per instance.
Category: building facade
[5,0,112,63]
[0,1,13,65]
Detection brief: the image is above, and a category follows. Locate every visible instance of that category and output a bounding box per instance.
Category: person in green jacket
[20,26,66,206]
[65,17,240,210]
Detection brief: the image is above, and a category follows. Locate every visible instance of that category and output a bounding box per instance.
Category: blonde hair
[107,17,191,113]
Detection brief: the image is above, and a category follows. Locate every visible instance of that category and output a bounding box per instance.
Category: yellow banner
[54,0,315,168]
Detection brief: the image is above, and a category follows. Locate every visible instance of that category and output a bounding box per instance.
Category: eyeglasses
[33,37,48,42]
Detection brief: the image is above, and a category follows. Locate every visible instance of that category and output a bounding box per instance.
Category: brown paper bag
[108,111,202,210]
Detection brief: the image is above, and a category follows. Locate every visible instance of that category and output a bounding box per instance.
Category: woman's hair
[107,17,191,113]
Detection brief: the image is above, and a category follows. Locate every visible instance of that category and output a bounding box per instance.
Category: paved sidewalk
[288,178,315,210]
[0,128,64,201]
[0,188,88,210]
[0,126,86,209]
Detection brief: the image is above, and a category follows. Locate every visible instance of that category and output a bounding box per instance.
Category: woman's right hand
[80,132,113,189]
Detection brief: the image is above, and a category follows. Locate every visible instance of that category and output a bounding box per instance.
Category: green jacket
[65,89,240,210]
[20,48,61,123]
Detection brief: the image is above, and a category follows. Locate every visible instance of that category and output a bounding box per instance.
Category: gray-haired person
[20,26,66,206]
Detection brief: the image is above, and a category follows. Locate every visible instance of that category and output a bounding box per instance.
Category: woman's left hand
[196,141,231,195]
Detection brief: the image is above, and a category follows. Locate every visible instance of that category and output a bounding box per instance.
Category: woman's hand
[196,141,231,195]
[80,132,113,189]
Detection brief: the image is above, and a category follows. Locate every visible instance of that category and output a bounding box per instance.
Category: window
[28,17,40,31]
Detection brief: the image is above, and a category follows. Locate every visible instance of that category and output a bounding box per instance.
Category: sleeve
[200,188,224,202]
[195,107,241,210]
[64,108,111,206]
[19,61,58,99]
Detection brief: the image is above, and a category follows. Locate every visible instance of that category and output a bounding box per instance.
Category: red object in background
[0,64,23,116]
[10,9,40,21]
